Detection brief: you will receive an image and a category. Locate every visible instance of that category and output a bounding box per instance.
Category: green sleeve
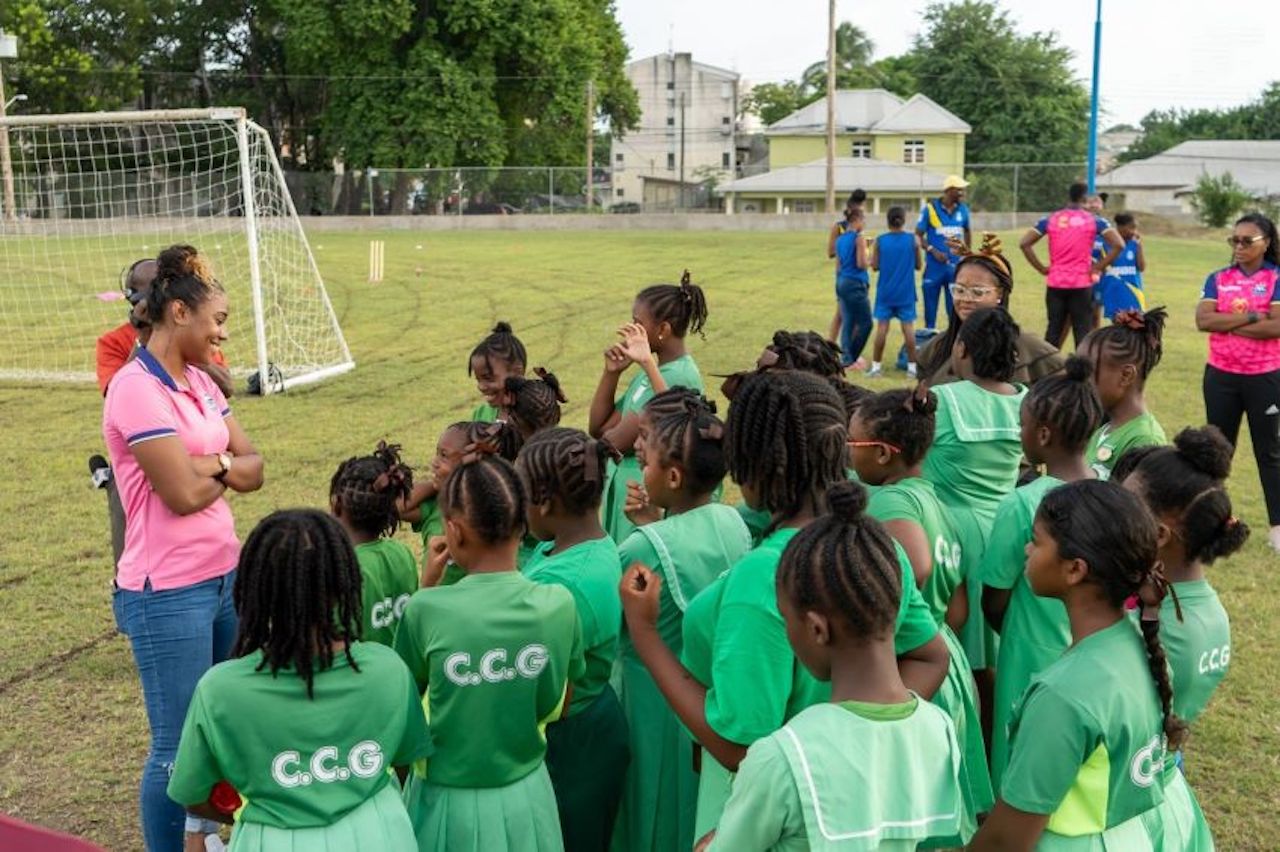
[1000,684,1097,815]
[567,602,587,685]
[166,686,223,807]
[707,736,801,850]
[868,487,918,524]
[893,544,939,654]
[666,358,705,393]
[392,598,431,692]
[981,493,1030,590]
[392,662,434,766]
[617,531,660,571]
[705,597,792,745]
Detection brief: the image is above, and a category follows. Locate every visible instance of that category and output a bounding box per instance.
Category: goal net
[0,107,353,392]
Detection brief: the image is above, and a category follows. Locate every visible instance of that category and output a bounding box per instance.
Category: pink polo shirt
[103,347,240,591]
[1201,262,1280,375]
[1035,207,1113,289]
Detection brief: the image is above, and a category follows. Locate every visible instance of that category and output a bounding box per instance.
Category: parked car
[610,202,642,214]
[463,202,521,215]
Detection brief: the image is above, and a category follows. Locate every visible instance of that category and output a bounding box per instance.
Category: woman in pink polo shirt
[103,244,264,852]
[1197,213,1280,551]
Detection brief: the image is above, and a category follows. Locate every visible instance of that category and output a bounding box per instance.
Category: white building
[1098,140,1280,215]
[610,52,742,209]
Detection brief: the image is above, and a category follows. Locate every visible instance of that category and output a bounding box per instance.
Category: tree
[1122,83,1280,163]
[743,80,808,126]
[800,23,875,94]
[1190,172,1252,228]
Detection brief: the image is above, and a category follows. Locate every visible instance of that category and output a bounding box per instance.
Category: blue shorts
[874,302,917,323]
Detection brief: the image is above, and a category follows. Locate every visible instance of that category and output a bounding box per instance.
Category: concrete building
[610,53,742,209]
[1098,140,1280,215]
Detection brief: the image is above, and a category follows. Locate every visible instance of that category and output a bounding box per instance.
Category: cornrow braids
[1036,480,1188,751]
[764,330,845,378]
[1023,355,1104,453]
[830,379,873,422]
[857,388,938,466]
[462,419,523,462]
[329,441,414,539]
[232,510,363,699]
[504,367,566,439]
[147,244,224,325]
[468,321,528,377]
[957,306,1020,383]
[636,269,709,339]
[777,481,901,638]
[725,371,848,530]
[642,388,727,496]
[440,454,528,544]
[516,427,621,515]
[1080,307,1168,385]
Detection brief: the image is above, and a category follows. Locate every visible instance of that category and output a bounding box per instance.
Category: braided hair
[636,270,709,339]
[957,306,1020,383]
[856,388,938,466]
[232,510,363,698]
[330,441,414,539]
[641,388,727,495]
[1113,426,1250,565]
[516,427,621,515]
[439,454,528,544]
[777,481,901,639]
[468,321,528,377]
[504,367,566,438]
[1080,307,1167,387]
[1037,480,1188,751]
[460,419,523,462]
[147,244,224,325]
[1022,355,1104,452]
[764,330,845,377]
[725,371,847,528]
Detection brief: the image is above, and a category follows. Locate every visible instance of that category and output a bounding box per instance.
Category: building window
[722,152,731,168]
[666,81,675,90]
[615,152,623,164]
[850,140,871,159]
[616,188,625,198]
[794,200,816,214]
[721,82,733,99]
[903,139,926,164]
[722,116,732,125]
[667,116,675,126]
[667,153,676,170]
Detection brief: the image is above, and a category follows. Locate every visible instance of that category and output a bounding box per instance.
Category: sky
[615,0,1277,128]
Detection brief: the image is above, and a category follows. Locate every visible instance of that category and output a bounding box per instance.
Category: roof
[1098,139,1280,196]
[765,89,970,136]
[719,157,945,194]
[625,52,739,81]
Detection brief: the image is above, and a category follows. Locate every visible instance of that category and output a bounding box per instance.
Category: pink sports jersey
[1036,208,1111,290]
[1201,262,1280,375]
[103,347,240,591]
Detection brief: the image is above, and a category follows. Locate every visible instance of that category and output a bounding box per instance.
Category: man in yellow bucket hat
[915,174,972,328]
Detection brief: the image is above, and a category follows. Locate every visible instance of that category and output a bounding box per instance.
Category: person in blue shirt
[915,175,972,329]
[829,204,872,368]
[827,189,866,350]
[1087,192,1113,328]
[867,206,922,378]
[1098,212,1146,319]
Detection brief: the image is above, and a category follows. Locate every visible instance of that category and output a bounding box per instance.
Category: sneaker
[907,362,918,378]
[1269,526,1280,552]
[89,454,111,489]
[866,363,883,378]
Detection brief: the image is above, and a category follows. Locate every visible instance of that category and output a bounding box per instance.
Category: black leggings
[1045,287,1094,350]
[1203,364,1280,525]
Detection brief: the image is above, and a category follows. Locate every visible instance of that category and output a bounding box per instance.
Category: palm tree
[801,23,875,96]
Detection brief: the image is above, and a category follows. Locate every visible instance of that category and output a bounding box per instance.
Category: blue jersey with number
[916,198,970,271]
[875,231,917,307]
[1100,238,1144,317]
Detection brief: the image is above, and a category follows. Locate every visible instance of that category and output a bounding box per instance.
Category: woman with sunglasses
[1197,212,1280,551]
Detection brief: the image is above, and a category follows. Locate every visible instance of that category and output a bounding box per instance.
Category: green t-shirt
[868,477,963,624]
[922,381,1027,523]
[167,643,432,829]
[522,536,622,716]
[735,502,773,548]
[471,402,500,423]
[1002,619,1169,837]
[616,354,704,422]
[354,539,419,647]
[1157,579,1231,725]
[392,571,585,787]
[1087,412,1167,480]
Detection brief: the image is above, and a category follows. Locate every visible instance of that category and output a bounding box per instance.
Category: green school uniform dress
[393,572,586,852]
[708,699,962,851]
[355,539,420,647]
[471,402,501,423]
[982,475,1070,789]
[869,477,993,845]
[601,355,704,544]
[1156,579,1231,726]
[1086,412,1167,480]
[922,381,1027,670]
[523,537,629,852]
[1001,619,1214,850]
[614,504,753,852]
[167,643,432,852]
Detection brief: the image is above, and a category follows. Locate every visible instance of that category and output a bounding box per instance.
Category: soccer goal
[0,107,353,393]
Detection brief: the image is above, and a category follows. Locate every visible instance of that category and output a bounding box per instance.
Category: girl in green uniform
[516,428,630,852]
[850,388,992,845]
[971,480,1214,851]
[614,389,752,852]
[620,371,949,838]
[695,481,962,851]
[394,454,585,852]
[1078,308,1169,480]
[589,272,708,544]
[1114,426,1245,731]
[468,321,527,422]
[168,510,432,851]
[504,368,567,441]
[982,356,1103,788]
[330,442,419,647]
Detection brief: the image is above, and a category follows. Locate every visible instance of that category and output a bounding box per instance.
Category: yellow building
[721,90,970,214]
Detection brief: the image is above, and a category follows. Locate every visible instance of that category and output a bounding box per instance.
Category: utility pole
[0,33,17,223]
[585,80,594,212]
[825,0,837,215]
[1086,0,1102,193]
[679,90,686,209]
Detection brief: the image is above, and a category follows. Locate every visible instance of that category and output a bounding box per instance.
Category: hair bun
[1063,354,1093,382]
[492,321,514,334]
[826,480,869,523]
[1173,426,1233,481]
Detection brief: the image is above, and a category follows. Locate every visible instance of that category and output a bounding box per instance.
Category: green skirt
[602,455,642,544]
[692,751,733,842]
[546,685,630,852]
[1035,771,1214,851]
[612,656,698,852]
[403,763,564,852]
[922,625,994,848]
[229,783,415,852]
[954,516,999,670]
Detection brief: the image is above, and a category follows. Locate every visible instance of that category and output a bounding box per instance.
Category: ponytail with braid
[1079,307,1168,386]
[516,427,621,514]
[504,367,567,439]
[636,269,709,339]
[1022,355,1104,453]
[330,441,414,539]
[439,454,528,544]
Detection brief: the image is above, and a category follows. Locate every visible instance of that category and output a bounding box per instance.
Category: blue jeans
[922,264,956,329]
[836,277,873,365]
[113,572,238,852]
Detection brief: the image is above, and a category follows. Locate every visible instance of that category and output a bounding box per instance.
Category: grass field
[1,228,1277,850]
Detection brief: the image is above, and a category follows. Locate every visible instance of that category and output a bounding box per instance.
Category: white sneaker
[866,363,883,378]
[1269,526,1280,552]
[907,362,918,378]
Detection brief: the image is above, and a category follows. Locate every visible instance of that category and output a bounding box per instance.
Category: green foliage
[743,80,809,126]
[1190,172,1253,228]
[1121,83,1280,163]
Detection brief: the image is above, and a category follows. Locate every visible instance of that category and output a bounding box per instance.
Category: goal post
[0,107,354,393]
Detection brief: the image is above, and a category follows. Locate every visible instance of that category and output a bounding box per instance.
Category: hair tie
[462,430,501,464]
[1112,309,1146,331]
[1226,516,1239,529]
[1138,562,1171,624]
[372,472,391,492]
[718,371,747,401]
[756,348,781,370]
[698,421,725,441]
